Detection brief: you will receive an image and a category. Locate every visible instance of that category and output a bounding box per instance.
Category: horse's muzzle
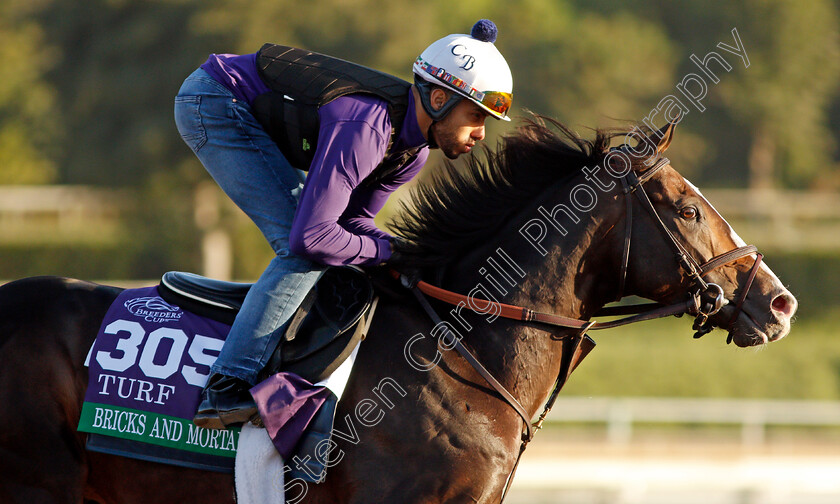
[728,287,797,347]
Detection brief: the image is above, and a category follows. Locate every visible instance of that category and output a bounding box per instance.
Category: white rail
[0,185,838,253]
[0,185,129,245]
[547,397,840,444]
[702,189,840,252]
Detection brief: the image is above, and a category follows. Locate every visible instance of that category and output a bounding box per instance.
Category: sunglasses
[476,91,512,116]
[416,57,512,117]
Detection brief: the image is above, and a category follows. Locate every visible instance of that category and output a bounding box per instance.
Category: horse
[0,118,796,504]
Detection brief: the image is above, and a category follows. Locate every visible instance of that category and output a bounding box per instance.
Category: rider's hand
[387,236,421,288]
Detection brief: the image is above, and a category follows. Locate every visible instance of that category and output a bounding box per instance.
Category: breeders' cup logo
[124,296,182,323]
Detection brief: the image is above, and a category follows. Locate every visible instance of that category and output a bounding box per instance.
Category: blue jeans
[174,68,324,385]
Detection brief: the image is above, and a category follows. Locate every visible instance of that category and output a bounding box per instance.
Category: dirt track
[505,429,840,504]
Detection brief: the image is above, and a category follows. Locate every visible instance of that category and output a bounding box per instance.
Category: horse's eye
[679,206,698,220]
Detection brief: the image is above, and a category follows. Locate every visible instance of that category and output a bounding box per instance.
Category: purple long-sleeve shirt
[200,53,429,266]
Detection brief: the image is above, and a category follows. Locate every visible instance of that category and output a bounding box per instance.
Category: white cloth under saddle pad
[234,343,359,504]
[235,423,286,504]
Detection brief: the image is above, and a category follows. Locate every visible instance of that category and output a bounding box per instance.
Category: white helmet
[413,20,513,121]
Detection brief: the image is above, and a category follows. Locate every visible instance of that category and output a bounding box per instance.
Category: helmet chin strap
[414,77,462,146]
[426,124,439,149]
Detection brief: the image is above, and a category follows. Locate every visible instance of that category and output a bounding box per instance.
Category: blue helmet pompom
[471,19,498,43]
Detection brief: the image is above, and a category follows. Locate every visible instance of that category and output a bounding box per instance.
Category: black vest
[252,44,421,182]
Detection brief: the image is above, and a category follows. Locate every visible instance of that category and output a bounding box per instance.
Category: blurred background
[1,0,839,502]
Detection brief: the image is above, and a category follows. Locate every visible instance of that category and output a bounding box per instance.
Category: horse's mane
[390,116,628,267]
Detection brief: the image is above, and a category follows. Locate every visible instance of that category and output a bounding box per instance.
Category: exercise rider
[174,20,513,430]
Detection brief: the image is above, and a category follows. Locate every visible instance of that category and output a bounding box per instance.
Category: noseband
[614,152,764,340]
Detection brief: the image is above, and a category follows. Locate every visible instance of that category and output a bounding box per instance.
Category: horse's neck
[444,187,622,414]
[452,180,622,318]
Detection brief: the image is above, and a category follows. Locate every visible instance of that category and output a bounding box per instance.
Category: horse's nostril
[771,293,796,317]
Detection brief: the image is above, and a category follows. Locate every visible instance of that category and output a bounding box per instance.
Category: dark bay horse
[0,119,796,503]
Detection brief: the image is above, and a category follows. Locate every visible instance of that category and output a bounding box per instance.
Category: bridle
[404,154,764,337]
[395,149,765,502]
[613,151,764,340]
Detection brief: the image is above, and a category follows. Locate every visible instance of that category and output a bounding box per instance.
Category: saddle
[158,266,376,383]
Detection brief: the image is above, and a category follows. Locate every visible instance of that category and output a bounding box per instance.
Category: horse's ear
[625,116,680,161]
[649,115,680,154]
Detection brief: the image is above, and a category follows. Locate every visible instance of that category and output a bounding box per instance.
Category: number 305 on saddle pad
[78,286,237,473]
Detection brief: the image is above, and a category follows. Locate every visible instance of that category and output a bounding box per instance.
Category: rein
[399,158,763,336]
[395,152,764,503]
